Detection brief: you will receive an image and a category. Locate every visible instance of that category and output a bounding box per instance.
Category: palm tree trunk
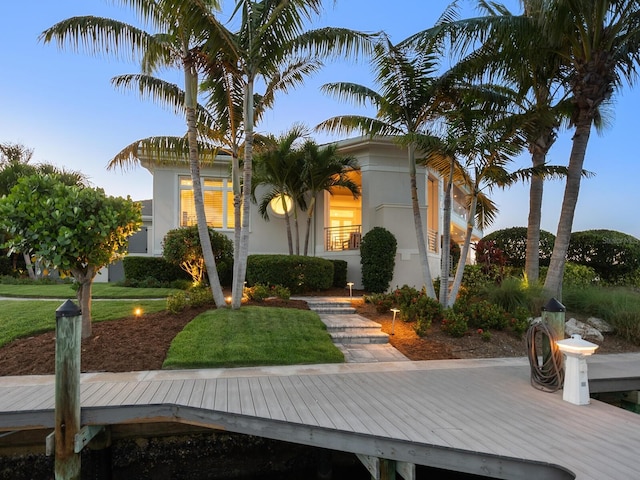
[408,144,436,298]
[544,113,592,300]
[526,149,545,284]
[184,63,226,308]
[282,194,294,255]
[439,160,455,306]
[232,78,255,309]
[303,197,316,256]
[232,150,242,296]
[448,194,478,307]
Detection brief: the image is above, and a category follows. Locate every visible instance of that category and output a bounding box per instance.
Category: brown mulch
[0,290,637,377]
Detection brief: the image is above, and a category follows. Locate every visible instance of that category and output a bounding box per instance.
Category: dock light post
[542,298,566,367]
[556,334,599,405]
[390,308,400,335]
[54,300,82,480]
[347,282,354,298]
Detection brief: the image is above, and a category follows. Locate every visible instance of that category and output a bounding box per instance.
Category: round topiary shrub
[360,227,397,293]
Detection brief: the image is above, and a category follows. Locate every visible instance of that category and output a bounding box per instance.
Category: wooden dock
[1,354,639,479]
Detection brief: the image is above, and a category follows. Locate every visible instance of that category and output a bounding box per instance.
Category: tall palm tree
[299,140,360,256]
[539,0,640,299]
[405,0,573,285]
[317,34,457,299]
[40,0,231,308]
[207,0,376,308]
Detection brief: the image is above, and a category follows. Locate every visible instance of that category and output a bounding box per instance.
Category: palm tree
[40,0,231,308]
[317,34,457,299]
[298,140,360,256]
[405,1,573,285]
[252,125,308,255]
[539,0,640,299]
[207,0,376,308]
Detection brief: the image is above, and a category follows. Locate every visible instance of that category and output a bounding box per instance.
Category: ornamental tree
[0,175,141,338]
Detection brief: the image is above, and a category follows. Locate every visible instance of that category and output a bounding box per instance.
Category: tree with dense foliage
[163,225,233,286]
[0,175,141,337]
[480,227,555,269]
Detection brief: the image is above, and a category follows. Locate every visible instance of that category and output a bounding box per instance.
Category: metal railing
[325,225,362,251]
[428,229,439,253]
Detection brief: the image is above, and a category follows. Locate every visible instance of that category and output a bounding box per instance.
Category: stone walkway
[296,296,409,363]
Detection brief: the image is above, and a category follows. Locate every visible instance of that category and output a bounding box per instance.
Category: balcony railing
[428,229,439,253]
[325,225,362,251]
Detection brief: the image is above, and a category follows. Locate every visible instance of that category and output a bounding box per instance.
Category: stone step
[320,314,382,332]
[329,330,390,344]
[311,306,357,315]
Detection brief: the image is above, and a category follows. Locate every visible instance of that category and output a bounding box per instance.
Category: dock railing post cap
[542,297,565,313]
[56,299,82,319]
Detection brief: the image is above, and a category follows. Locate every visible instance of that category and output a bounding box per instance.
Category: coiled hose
[526,321,564,392]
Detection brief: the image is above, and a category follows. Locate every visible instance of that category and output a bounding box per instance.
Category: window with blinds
[179,176,235,229]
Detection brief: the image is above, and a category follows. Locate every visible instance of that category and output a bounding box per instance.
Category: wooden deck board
[1,355,639,479]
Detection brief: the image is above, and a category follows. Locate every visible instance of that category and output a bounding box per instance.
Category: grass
[0,299,167,347]
[163,306,344,369]
[562,285,640,344]
[0,283,178,299]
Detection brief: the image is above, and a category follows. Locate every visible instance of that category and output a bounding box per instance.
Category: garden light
[556,334,599,405]
[390,308,400,335]
[347,282,354,298]
[133,307,143,318]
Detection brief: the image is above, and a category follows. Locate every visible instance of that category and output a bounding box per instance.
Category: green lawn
[0,283,178,299]
[0,299,167,347]
[163,306,344,369]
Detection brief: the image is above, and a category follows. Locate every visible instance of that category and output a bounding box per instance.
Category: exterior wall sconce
[556,334,599,405]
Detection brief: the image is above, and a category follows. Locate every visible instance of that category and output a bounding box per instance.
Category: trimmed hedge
[123,256,190,284]
[330,259,348,288]
[246,255,334,293]
[567,229,640,283]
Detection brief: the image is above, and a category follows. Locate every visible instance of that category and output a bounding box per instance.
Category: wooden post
[54,300,82,480]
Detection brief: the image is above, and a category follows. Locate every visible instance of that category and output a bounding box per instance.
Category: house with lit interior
[110,136,482,290]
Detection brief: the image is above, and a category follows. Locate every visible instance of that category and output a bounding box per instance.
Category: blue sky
[1,1,638,238]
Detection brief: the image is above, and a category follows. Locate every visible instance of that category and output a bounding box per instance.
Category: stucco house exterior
[111,136,482,290]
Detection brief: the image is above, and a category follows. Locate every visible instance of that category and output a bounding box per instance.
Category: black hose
[526,321,564,392]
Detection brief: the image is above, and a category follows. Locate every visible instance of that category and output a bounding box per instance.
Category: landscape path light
[390,308,400,335]
[556,334,599,405]
[347,282,354,298]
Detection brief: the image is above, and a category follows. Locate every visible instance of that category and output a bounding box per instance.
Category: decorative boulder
[585,316,614,333]
[565,318,604,343]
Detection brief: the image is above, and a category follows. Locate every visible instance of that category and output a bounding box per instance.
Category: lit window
[269,195,293,216]
[179,176,235,229]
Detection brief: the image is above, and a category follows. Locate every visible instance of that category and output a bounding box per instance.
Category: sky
[1,0,639,239]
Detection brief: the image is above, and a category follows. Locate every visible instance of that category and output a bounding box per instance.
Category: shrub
[360,227,397,293]
[485,277,530,312]
[329,259,348,288]
[162,225,234,286]
[459,300,508,331]
[246,255,333,293]
[400,293,443,324]
[540,262,598,287]
[567,229,640,284]
[392,285,420,310]
[188,286,214,307]
[365,292,395,313]
[123,256,189,285]
[246,283,291,301]
[167,291,189,313]
[479,227,555,268]
[441,309,468,337]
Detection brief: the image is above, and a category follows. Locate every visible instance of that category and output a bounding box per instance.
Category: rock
[585,316,614,333]
[565,318,604,342]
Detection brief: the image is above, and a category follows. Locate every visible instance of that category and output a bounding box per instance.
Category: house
[108,136,482,290]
